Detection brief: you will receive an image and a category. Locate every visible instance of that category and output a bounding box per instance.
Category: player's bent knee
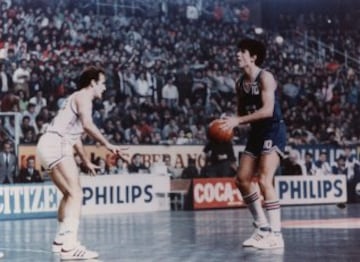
[258,176,273,191]
[65,187,83,200]
[235,176,251,190]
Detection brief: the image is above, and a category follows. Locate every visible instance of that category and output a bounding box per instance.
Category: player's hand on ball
[219,116,241,130]
[208,119,234,142]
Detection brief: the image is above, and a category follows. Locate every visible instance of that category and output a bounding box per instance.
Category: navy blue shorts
[244,121,286,158]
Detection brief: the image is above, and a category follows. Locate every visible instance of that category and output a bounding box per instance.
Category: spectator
[342,146,360,180]
[201,139,237,178]
[0,140,17,184]
[103,95,117,118]
[22,102,38,132]
[20,115,36,139]
[342,146,360,202]
[332,155,348,175]
[111,157,127,175]
[163,154,180,178]
[175,64,193,106]
[304,151,316,175]
[0,91,20,112]
[162,119,179,141]
[18,156,43,183]
[17,90,28,111]
[127,153,149,174]
[181,158,199,179]
[20,129,37,144]
[123,68,136,97]
[41,70,57,98]
[314,150,332,175]
[28,71,42,98]
[175,129,191,145]
[3,115,16,141]
[95,157,110,175]
[12,59,30,97]
[29,90,47,115]
[110,130,125,144]
[281,150,305,176]
[161,75,179,109]
[0,62,13,94]
[134,71,152,103]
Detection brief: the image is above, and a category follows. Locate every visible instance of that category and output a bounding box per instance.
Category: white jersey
[46,93,84,145]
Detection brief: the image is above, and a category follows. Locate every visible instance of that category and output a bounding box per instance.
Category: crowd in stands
[0,0,359,149]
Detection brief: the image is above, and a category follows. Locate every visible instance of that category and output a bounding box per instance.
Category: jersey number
[263,140,273,150]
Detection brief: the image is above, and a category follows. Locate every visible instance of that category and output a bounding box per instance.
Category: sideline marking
[282,218,360,229]
[0,248,50,254]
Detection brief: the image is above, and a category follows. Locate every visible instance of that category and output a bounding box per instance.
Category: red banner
[192,178,245,209]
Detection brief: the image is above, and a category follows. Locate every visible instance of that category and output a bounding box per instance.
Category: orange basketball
[208,119,234,142]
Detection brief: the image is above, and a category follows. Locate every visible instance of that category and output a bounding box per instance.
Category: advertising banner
[192,175,347,210]
[18,145,245,173]
[0,184,61,220]
[81,174,170,214]
[276,175,347,205]
[0,174,170,220]
[192,178,245,209]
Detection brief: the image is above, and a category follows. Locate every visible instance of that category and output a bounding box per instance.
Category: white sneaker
[52,240,63,253]
[254,232,285,250]
[52,238,80,253]
[242,224,271,247]
[61,244,99,260]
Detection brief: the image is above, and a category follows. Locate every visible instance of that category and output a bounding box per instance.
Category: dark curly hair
[237,38,266,66]
[77,66,105,89]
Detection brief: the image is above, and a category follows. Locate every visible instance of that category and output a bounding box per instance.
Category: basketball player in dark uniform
[220,39,286,249]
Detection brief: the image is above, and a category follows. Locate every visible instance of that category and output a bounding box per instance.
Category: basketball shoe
[52,240,63,253]
[242,222,271,247]
[253,232,284,249]
[60,244,99,260]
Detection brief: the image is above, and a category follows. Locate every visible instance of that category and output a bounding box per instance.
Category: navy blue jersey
[236,70,283,129]
[236,70,286,157]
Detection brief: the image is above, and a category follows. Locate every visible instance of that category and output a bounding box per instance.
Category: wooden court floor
[0,204,359,261]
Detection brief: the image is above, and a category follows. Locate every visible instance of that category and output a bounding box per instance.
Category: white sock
[58,221,66,233]
[243,192,268,227]
[264,200,281,233]
[61,217,80,249]
[53,221,66,243]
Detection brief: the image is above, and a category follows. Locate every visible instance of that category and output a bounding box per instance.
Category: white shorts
[36,132,74,169]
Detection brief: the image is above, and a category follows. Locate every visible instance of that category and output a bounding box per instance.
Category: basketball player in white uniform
[37,66,126,260]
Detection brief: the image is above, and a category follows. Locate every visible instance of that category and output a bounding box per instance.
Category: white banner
[0,184,61,220]
[275,175,347,205]
[81,174,170,214]
[0,174,170,220]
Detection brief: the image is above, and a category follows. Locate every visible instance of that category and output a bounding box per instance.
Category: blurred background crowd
[1,0,360,202]
[0,0,359,147]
